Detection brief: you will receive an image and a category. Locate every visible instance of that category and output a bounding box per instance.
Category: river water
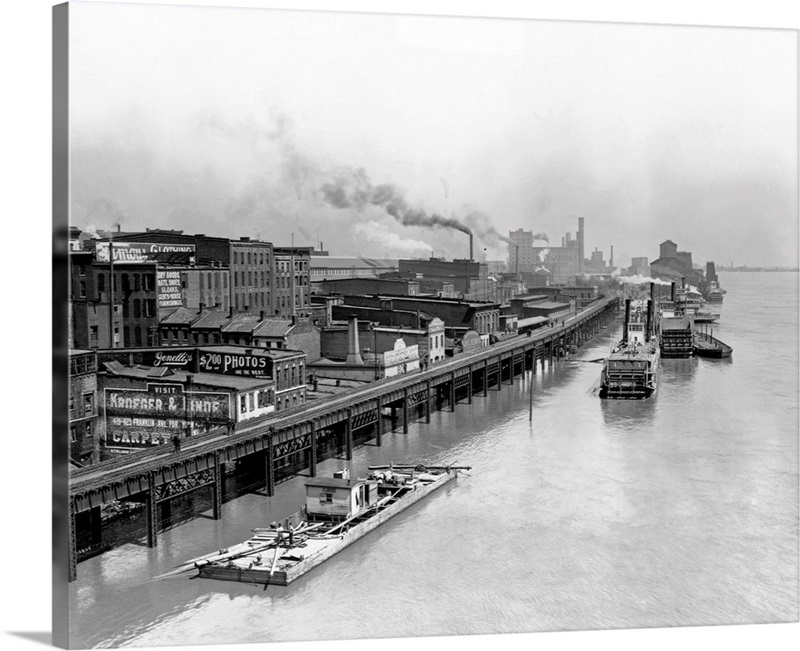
[69,272,799,648]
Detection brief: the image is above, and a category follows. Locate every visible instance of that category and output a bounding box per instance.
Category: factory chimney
[577,217,585,274]
[345,316,364,365]
[469,232,473,261]
[610,245,614,269]
[623,299,631,344]
[671,282,676,302]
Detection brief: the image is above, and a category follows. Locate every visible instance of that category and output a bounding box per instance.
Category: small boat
[693,311,720,324]
[706,280,725,304]
[163,464,469,586]
[693,331,732,358]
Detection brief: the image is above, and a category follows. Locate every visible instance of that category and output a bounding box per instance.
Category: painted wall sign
[104,382,230,450]
[157,269,183,308]
[197,349,274,377]
[96,241,196,264]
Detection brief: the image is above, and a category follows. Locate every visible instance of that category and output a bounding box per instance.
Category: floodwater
[69,272,799,647]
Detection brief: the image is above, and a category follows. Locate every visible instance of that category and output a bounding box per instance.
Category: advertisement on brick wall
[96,241,196,264]
[157,269,183,309]
[103,383,231,453]
[197,348,273,377]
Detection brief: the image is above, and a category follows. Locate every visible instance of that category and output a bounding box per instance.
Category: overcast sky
[68,1,798,267]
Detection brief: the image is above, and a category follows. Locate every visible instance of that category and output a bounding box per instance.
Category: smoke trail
[321,169,472,235]
[352,220,433,253]
[538,248,550,262]
[532,232,549,243]
[615,274,671,286]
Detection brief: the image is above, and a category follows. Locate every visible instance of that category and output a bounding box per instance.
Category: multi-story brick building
[272,246,313,318]
[69,350,101,465]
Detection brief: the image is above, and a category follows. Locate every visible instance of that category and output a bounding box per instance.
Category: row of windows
[69,392,95,416]
[233,250,270,266]
[70,355,97,375]
[197,273,229,291]
[239,389,274,413]
[275,390,305,411]
[122,298,157,318]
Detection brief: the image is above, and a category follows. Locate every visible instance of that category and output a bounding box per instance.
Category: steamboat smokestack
[671,282,676,302]
[646,299,652,342]
[469,232,473,261]
[623,299,631,344]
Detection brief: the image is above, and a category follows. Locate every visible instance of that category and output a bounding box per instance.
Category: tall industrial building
[507,217,586,285]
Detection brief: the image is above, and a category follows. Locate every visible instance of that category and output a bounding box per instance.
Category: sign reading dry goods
[157,269,183,309]
[104,383,231,451]
[96,241,196,264]
[197,348,273,377]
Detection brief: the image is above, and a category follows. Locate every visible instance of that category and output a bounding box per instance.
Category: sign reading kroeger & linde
[104,383,231,451]
[197,348,274,377]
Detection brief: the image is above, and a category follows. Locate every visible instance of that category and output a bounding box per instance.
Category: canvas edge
[53,2,71,649]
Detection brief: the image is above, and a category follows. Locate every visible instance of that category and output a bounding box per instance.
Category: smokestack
[610,245,614,268]
[623,299,631,344]
[515,244,520,278]
[671,282,676,302]
[469,232,473,261]
[577,217,585,274]
[646,299,652,341]
[681,277,685,289]
[345,316,364,365]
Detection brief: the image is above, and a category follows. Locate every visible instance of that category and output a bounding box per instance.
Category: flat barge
[171,464,468,586]
[693,331,732,358]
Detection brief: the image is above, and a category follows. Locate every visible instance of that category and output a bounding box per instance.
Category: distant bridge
[66,295,618,580]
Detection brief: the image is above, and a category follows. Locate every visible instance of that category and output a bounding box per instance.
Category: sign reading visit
[104,383,231,452]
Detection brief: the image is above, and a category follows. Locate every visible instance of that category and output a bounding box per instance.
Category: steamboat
[600,284,660,399]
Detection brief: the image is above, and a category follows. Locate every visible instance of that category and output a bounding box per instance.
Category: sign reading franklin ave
[104,383,231,451]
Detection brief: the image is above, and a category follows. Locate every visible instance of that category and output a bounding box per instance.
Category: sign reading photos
[197,348,274,377]
[104,383,231,452]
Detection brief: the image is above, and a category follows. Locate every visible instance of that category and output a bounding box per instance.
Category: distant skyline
[68,2,798,268]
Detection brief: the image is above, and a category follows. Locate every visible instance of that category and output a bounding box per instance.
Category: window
[70,426,77,443]
[144,300,156,317]
[83,393,94,415]
[69,394,75,412]
[143,274,154,291]
[240,395,247,413]
[97,274,105,295]
[89,326,98,346]
[78,281,86,298]
[134,326,142,346]
[85,421,93,439]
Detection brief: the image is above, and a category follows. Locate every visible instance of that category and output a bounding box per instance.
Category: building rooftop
[161,307,200,325]
[193,310,233,329]
[101,365,273,390]
[222,313,263,333]
[253,318,294,338]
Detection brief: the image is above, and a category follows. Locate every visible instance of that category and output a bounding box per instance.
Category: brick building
[69,350,102,465]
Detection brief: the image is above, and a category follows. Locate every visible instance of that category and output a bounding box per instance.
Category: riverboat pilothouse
[600,285,660,399]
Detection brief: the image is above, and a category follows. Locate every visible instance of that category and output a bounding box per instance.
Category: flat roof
[304,477,364,489]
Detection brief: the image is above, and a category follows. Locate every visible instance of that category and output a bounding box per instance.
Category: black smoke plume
[321,169,471,235]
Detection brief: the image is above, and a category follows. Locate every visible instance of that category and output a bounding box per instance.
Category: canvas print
[55,1,798,648]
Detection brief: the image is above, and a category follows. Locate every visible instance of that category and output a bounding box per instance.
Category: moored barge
[166,464,468,586]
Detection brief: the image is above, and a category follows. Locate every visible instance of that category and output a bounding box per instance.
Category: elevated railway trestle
[66,297,618,580]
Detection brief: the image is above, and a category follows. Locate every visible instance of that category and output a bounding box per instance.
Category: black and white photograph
[6,1,800,650]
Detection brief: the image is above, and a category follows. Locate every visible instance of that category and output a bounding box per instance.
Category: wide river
[69,272,799,648]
